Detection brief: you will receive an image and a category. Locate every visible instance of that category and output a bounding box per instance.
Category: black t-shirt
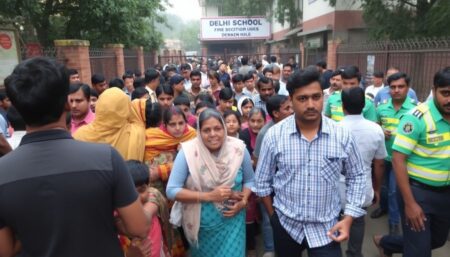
[0,130,138,257]
[239,128,254,156]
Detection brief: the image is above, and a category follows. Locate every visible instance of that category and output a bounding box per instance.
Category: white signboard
[201,17,270,41]
[0,29,20,87]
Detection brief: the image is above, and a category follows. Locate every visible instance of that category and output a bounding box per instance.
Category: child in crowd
[223,110,241,138]
[117,160,171,257]
[173,95,196,128]
[237,97,255,130]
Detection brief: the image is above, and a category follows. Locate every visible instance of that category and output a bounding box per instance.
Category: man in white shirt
[339,87,387,257]
[365,71,385,100]
[200,63,210,89]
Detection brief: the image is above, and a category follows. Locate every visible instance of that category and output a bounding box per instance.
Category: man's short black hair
[122,72,134,80]
[243,73,254,82]
[195,93,215,105]
[266,95,289,119]
[373,71,384,78]
[190,70,201,79]
[255,62,263,70]
[341,66,362,82]
[433,67,450,88]
[180,63,191,71]
[270,56,277,63]
[144,69,160,84]
[283,63,293,70]
[69,83,91,100]
[316,61,327,69]
[131,87,148,100]
[341,87,365,115]
[387,72,410,86]
[287,68,321,96]
[173,95,191,107]
[219,87,233,101]
[67,69,78,76]
[91,74,105,85]
[108,78,124,89]
[165,65,177,73]
[330,69,343,78]
[241,56,249,65]
[262,66,273,76]
[257,76,273,89]
[232,74,244,83]
[5,57,69,127]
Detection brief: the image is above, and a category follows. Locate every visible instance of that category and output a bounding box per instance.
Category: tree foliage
[359,0,450,39]
[0,0,168,49]
[156,13,201,52]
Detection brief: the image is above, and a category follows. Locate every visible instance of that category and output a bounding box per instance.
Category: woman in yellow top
[74,87,145,161]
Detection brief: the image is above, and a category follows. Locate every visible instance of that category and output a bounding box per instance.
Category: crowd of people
[0,55,448,257]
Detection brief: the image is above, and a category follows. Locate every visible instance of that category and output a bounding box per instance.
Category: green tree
[0,0,167,49]
[359,0,450,39]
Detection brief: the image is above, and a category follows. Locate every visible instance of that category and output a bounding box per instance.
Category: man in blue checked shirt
[255,68,366,257]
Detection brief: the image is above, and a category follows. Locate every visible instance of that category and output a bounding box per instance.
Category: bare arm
[372,158,385,205]
[0,134,12,156]
[116,199,150,239]
[261,196,274,217]
[0,227,18,257]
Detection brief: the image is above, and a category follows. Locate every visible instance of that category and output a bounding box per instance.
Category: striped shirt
[254,115,366,247]
[252,94,267,114]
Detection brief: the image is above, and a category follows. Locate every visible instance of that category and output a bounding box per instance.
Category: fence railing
[89,48,117,82]
[337,37,450,101]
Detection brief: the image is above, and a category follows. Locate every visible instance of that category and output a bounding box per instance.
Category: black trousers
[380,183,450,257]
[270,212,342,257]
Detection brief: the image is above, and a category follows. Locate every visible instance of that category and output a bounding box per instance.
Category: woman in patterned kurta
[166,109,255,257]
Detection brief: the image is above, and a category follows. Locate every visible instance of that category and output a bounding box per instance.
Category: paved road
[254,205,450,257]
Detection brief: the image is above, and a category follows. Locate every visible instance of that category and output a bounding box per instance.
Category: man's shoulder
[267,116,293,136]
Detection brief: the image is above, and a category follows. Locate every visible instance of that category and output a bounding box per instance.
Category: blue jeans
[386,161,400,225]
[259,202,274,252]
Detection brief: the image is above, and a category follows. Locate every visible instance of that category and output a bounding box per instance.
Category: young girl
[223,110,241,138]
[237,97,254,130]
[118,160,171,257]
[238,107,266,257]
[156,85,175,109]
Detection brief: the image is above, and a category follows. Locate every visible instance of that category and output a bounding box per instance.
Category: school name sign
[200,17,271,41]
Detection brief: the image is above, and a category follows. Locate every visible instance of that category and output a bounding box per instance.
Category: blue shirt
[254,115,366,247]
[166,149,255,200]
[374,86,418,106]
[252,94,267,114]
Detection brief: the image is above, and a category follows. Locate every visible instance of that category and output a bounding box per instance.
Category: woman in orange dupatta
[74,88,145,161]
[144,106,196,196]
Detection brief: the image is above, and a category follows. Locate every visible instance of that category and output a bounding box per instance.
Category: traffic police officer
[376,72,417,235]
[389,67,450,257]
[325,66,377,122]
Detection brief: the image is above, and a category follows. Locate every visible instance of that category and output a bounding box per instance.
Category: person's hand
[128,238,151,257]
[208,186,232,202]
[222,199,247,217]
[383,129,392,140]
[149,165,159,182]
[405,201,426,231]
[327,216,353,242]
[229,191,244,201]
